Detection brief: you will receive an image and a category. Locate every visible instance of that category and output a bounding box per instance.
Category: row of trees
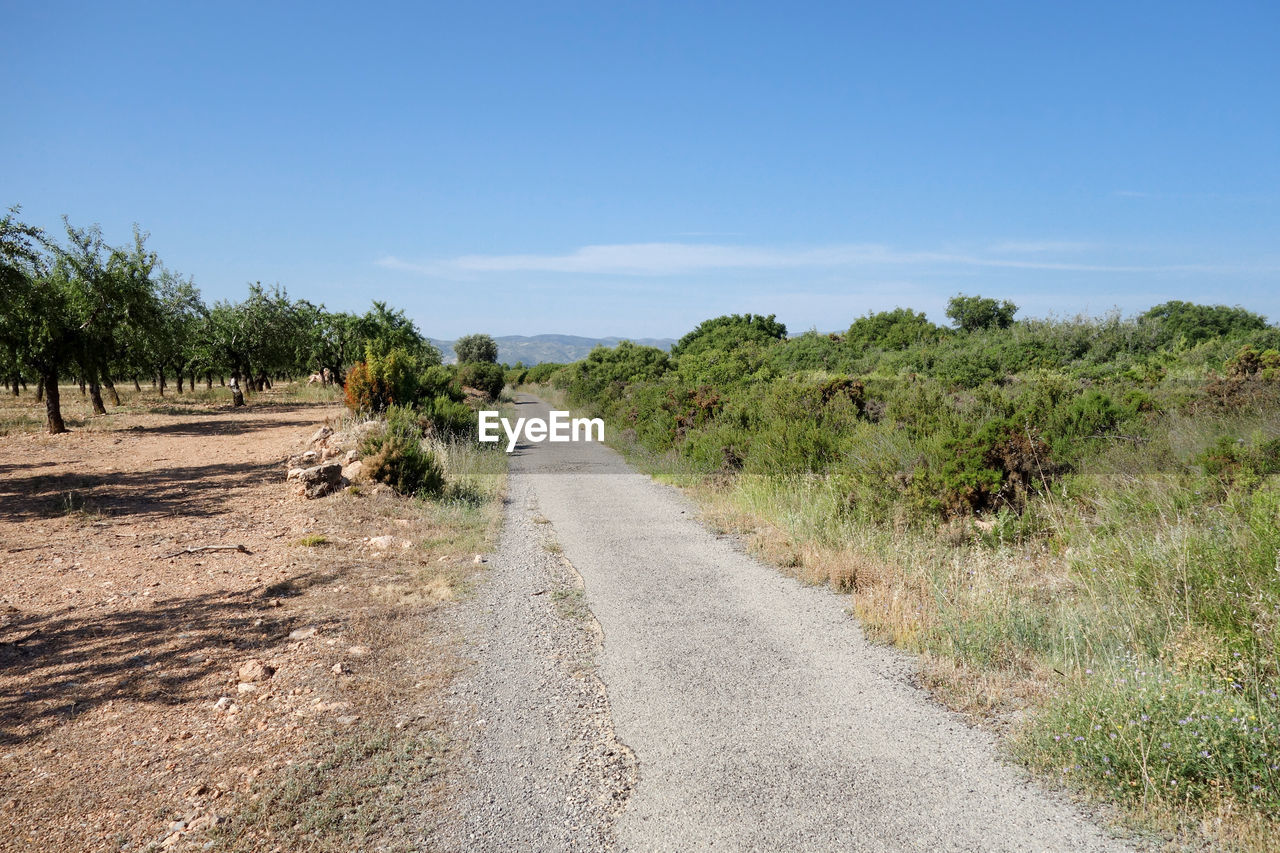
[0,207,439,433]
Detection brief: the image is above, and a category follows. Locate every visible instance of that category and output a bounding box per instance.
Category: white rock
[310,426,333,445]
[288,627,317,641]
[368,535,396,550]
[212,697,234,712]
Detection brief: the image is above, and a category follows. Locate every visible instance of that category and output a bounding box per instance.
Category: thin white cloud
[986,240,1096,254]
[377,241,1276,278]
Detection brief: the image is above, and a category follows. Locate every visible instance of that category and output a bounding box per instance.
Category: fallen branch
[159,544,252,559]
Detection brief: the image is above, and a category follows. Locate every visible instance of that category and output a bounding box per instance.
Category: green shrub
[360,406,444,497]
[343,345,421,413]
[419,394,477,440]
[457,362,505,400]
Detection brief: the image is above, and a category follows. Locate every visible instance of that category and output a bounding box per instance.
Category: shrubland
[543,295,1280,846]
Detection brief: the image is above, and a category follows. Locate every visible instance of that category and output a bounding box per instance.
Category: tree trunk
[190,370,197,391]
[157,371,166,396]
[205,373,213,390]
[176,370,184,393]
[230,373,245,407]
[133,376,142,392]
[10,377,17,396]
[219,376,225,387]
[104,377,121,406]
[89,377,107,415]
[43,369,66,434]
[78,376,86,396]
[35,377,44,403]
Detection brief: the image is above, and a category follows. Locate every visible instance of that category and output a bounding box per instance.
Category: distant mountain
[430,334,676,366]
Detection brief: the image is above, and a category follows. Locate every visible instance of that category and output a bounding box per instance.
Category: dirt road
[450,394,1127,852]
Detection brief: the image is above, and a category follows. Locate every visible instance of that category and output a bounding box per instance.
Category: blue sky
[3,1,1277,339]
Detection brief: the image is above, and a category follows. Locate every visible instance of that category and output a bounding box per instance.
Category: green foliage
[454,333,499,364]
[846,308,943,351]
[523,362,566,384]
[946,294,1018,332]
[343,345,422,413]
[1227,344,1280,380]
[1143,300,1269,347]
[418,394,477,441]
[359,406,445,497]
[456,362,505,400]
[671,313,786,358]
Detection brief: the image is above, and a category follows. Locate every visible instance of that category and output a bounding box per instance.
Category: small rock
[236,658,274,683]
[344,449,359,464]
[286,467,306,481]
[368,535,396,550]
[341,460,364,481]
[310,426,333,445]
[335,714,360,727]
[237,682,258,694]
[473,554,485,564]
[331,662,346,675]
[212,697,234,712]
[293,462,344,499]
[346,645,370,658]
[288,627,317,641]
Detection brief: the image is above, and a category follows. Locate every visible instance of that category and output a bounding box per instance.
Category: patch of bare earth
[0,391,499,852]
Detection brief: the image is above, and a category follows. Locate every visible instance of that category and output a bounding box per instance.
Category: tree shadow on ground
[0,569,342,745]
[0,459,282,522]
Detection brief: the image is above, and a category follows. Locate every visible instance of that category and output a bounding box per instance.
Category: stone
[310,426,333,445]
[368,535,396,550]
[346,645,370,658]
[236,658,274,683]
[212,697,234,712]
[294,462,344,499]
[341,460,364,482]
[335,714,360,727]
[344,449,359,464]
[237,682,258,694]
[331,662,346,675]
[288,627,317,640]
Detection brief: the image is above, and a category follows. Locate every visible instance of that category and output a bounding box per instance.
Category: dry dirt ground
[0,387,500,852]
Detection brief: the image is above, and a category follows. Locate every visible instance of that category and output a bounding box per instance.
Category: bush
[360,406,444,497]
[419,394,477,440]
[457,362,505,400]
[343,345,421,413]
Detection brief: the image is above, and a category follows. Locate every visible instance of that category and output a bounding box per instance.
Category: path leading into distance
[445,394,1126,852]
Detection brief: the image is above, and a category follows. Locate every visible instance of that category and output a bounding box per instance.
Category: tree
[359,301,438,365]
[671,314,787,358]
[454,333,499,364]
[946,294,1018,332]
[847,308,943,351]
[1141,301,1269,347]
[0,208,68,432]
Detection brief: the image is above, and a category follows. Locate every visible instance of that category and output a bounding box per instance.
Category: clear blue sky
[4,1,1278,339]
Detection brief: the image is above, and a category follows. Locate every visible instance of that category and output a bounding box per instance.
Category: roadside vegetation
[534,299,1280,848]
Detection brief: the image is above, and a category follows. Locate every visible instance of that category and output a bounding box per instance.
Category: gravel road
[442,394,1128,852]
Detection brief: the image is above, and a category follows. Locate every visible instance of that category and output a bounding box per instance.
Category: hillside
[431,334,675,366]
